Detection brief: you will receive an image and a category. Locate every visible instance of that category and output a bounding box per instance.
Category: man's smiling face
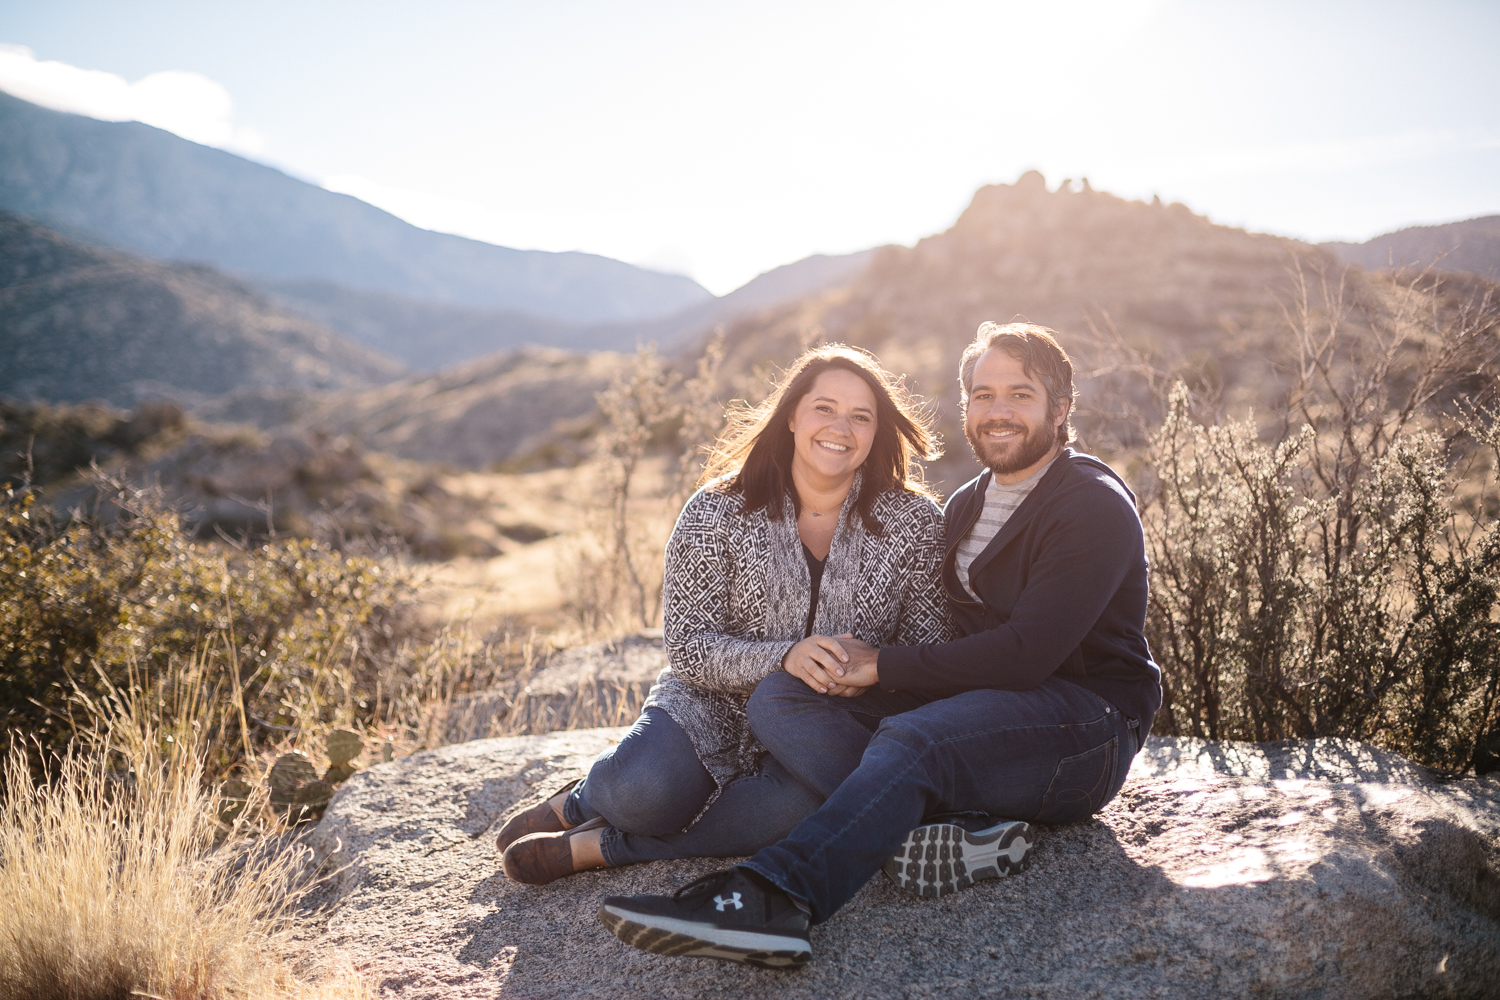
[963,348,1068,483]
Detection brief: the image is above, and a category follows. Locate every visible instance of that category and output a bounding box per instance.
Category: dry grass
[0,735,371,1000]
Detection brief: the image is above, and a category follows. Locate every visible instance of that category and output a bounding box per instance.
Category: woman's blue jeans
[743,671,1140,923]
[562,706,824,867]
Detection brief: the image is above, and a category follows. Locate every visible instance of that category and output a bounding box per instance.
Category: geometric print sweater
[646,472,955,791]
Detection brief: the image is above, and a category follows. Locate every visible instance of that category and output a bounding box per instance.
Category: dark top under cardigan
[877,449,1162,733]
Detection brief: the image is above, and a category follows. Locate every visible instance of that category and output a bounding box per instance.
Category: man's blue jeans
[562,706,823,867]
[742,671,1139,923]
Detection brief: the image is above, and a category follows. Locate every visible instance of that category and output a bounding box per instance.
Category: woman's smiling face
[786,369,879,486]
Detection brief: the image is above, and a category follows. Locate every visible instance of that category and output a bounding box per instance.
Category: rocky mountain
[254,249,876,370]
[0,210,405,407]
[1324,215,1500,280]
[0,90,709,324]
[701,171,1331,486]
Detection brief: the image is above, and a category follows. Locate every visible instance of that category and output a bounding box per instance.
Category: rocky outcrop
[308,731,1499,999]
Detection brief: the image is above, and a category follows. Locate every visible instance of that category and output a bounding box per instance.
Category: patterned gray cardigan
[645,473,955,789]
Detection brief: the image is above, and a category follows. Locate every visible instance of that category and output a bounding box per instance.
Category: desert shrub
[1139,268,1500,771]
[0,478,417,778]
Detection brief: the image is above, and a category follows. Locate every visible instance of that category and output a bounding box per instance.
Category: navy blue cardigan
[877,449,1162,734]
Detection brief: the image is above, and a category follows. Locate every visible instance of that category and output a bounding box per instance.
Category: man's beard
[965,418,1057,475]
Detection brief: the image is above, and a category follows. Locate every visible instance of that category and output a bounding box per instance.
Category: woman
[497,345,953,884]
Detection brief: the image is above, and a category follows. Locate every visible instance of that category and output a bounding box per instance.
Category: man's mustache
[973,421,1027,438]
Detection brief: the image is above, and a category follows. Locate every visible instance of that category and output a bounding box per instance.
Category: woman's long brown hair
[700,345,942,535]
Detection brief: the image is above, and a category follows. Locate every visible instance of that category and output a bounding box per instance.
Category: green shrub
[0,479,414,779]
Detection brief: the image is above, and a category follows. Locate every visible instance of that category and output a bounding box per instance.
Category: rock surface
[310,731,1500,999]
[437,634,664,743]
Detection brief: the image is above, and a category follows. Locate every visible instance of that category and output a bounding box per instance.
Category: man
[598,322,1161,969]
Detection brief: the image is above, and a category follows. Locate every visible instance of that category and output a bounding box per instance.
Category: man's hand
[831,636,879,694]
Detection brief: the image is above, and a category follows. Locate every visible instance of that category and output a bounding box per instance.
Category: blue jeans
[563,706,824,867]
[742,672,1139,923]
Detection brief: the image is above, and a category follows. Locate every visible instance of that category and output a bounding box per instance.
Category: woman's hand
[781,634,853,695]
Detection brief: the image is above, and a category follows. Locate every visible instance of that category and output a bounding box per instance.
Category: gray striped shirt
[957,459,1057,600]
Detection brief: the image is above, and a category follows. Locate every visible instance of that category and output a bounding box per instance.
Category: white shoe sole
[881,819,1034,898]
[598,903,810,969]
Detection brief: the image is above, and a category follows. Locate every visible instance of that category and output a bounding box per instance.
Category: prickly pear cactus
[322,730,365,786]
[326,730,364,767]
[291,779,335,820]
[267,752,318,808]
[323,762,357,784]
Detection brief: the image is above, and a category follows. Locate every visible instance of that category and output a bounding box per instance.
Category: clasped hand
[781,633,879,696]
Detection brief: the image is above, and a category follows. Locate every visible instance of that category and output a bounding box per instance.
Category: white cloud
[0,44,263,153]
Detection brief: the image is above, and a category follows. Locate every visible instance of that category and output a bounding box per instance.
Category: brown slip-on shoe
[501,816,609,886]
[495,778,581,853]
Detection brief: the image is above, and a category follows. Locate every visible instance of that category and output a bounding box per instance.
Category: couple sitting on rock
[496,322,1162,969]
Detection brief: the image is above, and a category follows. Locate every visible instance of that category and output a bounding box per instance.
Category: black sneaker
[881,818,1034,898]
[599,868,811,969]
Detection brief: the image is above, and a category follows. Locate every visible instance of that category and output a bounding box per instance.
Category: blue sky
[2,0,1497,294]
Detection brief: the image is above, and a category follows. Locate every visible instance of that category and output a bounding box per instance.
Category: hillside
[254,278,593,368]
[1324,215,1500,279]
[0,211,405,407]
[0,90,708,324]
[196,347,631,470]
[254,249,877,369]
[701,172,1335,486]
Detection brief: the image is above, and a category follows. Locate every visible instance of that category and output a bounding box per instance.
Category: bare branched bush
[557,331,738,639]
[591,341,681,626]
[671,328,728,507]
[1137,266,1500,771]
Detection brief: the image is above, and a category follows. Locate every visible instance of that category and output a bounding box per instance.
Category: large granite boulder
[308,731,1500,999]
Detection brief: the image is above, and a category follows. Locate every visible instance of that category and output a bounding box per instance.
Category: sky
[1,0,1497,295]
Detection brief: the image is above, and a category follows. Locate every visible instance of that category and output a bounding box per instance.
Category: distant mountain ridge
[0,90,708,324]
[574,248,881,352]
[1323,216,1500,280]
[0,210,404,407]
[256,249,879,369]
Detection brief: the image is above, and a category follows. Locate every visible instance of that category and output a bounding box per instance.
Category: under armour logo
[713,892,743,911]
